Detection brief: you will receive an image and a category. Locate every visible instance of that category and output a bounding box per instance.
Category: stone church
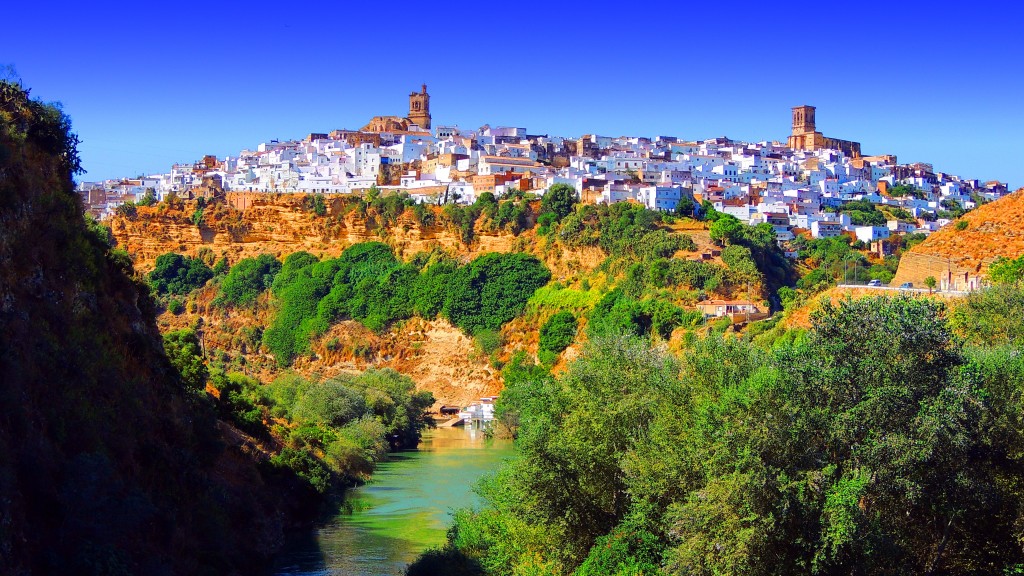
[360,84,432,133]
[786,105,861,158]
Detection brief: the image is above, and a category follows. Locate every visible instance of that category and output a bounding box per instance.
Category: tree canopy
[149,253,213,295]
[418,295,1024,576]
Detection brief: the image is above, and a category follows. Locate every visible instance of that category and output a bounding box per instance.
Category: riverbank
[273,427,514,575]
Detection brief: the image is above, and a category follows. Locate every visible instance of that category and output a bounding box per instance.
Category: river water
[273,426,514,576]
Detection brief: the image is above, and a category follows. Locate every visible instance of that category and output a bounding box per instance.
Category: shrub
[190,207,204,226]
[304,193,327,216]
[149,253,213,295]
[167,298,184,315]
[162,329,207,392]
[270,448,332,493]
[474,329,503,357]
[115,201,137,218]
[539,311,578,354]
[217,254,282,306]
[444,252,551,334]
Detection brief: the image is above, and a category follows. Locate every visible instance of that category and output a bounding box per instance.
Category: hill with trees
[408,293,1024,576]
[892,187,1024,287]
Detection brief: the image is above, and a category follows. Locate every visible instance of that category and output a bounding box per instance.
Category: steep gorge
[0,82,317,575]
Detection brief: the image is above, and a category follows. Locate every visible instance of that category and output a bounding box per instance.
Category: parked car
[899,282,913,289]
[868,279,882,287]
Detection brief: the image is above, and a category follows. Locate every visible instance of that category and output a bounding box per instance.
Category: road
[836,284,971,296]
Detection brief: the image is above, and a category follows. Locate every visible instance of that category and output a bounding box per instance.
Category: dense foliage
[208,368,434,490]
[0,79,306,574]
[541,183,579,222]
[263,244,550,365]
[413,295,1024,576]
[216,253,282,306]
[987,254,1024,285]
[444,252,552,334]
[148,252,213,295]
[538,311,578,355]
[834,198,887,226]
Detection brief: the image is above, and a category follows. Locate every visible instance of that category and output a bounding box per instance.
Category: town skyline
[4,2,1019,186]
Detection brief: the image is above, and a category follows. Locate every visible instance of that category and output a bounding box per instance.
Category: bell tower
[791,104,816,135]
[408,84,431,130]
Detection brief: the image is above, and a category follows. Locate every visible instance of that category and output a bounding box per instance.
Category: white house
[853,225,890,243]
[638,185,685,212]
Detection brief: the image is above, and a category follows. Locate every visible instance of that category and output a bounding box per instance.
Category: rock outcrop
[111,193,525,271]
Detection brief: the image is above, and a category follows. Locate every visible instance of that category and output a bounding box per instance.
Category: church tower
[791,104,816,135]
[408,84,431,130]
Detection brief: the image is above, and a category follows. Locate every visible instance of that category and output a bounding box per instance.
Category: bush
[163,329,207,391]
[190,207,204,226]
[304,193,327,216]
[270,448,332,493]
[115,201,137,218]
[474,329,503,356]
[167,298,184,315]
[539,311,578,354]
[264,244,550,366]
[217,254,282,306]
[137,188,157,206]
[149,253,213,295]
[444,252,551,334]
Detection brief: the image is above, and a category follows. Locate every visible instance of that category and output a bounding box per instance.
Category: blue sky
[4,1,1021,187]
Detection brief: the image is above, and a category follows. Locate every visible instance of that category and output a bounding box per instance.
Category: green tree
[137,187,157,206]
[708,214,743,245]
[988,255,1024,285]
[115,201,137,218]
[443,252,551,334]
[924,275,937,293]
[217,254,282,306]
[541,183,578,222]
[149,253,213,295]
[674,196,695,217]
[163,329,207,392]
[304,193,327,216]
[538,311,578,354]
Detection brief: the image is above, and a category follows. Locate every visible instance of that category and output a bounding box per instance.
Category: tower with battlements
[408,84,431,129]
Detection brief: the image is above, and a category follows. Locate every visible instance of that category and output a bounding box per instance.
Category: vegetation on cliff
[0,80,322,574]
[410,295,1024,576]
[259,243,551,366]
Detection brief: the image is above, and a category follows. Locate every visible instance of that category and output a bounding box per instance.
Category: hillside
[0,81,312,574]
[109,193,764,407]
[892,187,1024,287]
[111,192,534,272]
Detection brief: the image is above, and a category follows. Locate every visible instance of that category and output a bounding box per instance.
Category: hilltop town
[81,86,1011,291]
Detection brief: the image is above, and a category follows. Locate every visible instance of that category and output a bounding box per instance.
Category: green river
[273,426,514,576]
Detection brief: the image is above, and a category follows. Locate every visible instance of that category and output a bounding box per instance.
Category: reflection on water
[273,427,513,576]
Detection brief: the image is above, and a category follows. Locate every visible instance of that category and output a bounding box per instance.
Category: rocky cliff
[0,81,310,575]
[112,192,530,271]
[111,194,615,407]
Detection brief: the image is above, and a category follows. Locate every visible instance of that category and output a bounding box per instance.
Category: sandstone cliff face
[112,193,526,272]
[892,188,1024,288]
[125,193,612,407]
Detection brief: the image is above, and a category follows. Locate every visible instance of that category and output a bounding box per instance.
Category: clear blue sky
[4,1,1020,187]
